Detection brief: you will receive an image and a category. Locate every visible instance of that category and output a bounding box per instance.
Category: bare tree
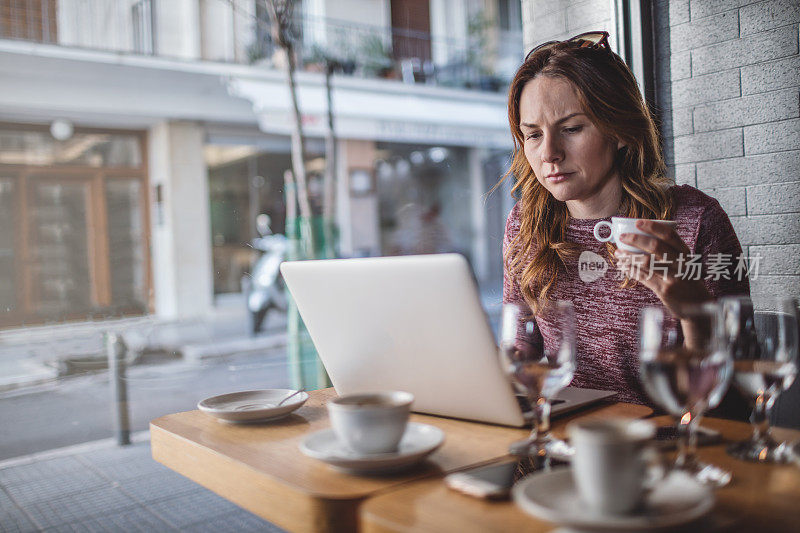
[322,61,338,259]
[264,0,316,256]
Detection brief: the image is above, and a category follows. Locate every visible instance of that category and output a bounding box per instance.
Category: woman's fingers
[618,233,663,255]
[619,220,689,257]
[615,250,713,316]
[634,219,673,239]
[638,220,689,253]
[616,254,667,295]
[634,220,688,253]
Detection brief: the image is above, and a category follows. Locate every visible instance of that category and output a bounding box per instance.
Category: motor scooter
[243,215,288,335]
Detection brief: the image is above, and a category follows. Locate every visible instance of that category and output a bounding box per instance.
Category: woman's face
[519,75,623,216]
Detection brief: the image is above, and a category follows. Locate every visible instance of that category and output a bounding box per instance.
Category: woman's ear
[617,139,627,150]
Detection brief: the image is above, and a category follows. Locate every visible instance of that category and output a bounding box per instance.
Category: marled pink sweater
[503,185,750,405]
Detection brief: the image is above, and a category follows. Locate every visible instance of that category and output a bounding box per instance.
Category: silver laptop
[280,253,615,427]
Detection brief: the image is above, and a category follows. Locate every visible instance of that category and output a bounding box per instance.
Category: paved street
[0,348,291,461]
[0,289,503,461]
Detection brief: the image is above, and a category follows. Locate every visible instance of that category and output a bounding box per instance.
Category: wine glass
[638,304,733,486]
[499,301,576,458]
[720,296,799,463]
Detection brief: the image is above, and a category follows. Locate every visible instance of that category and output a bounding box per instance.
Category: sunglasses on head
[524,31,610,62]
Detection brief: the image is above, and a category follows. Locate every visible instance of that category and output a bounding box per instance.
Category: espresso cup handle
[593,221,613,243]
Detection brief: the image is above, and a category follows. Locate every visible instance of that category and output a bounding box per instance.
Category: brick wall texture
[523,0,800,298]
[523,0,613,51]
[654,0,800,298]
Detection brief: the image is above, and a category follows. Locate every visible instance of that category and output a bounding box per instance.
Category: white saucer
[198,389,308,423]
[299,422,444,473]
[513,468,714,531]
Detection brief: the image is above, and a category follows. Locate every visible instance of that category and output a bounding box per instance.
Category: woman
[501,32,750,406]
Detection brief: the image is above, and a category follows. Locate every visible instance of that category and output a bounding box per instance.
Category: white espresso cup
[568,418,661,515]
[327,391,414,455]
[593,217,677,253]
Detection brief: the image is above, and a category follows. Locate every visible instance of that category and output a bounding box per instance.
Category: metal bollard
[105,332,131,446]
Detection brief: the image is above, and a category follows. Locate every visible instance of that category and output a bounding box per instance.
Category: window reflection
[0,178,16,312]
[206,144,316,296]
[106,180,148,313]
[28,182,92,317]
[0,125,148,326]
[0,128,141,167]
[376,143,471,260]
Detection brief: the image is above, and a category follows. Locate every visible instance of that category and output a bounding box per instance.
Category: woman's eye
[525,132,542,140]
[564,126,583,134]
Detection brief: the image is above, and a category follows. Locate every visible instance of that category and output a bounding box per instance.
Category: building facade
[0,0,523,327]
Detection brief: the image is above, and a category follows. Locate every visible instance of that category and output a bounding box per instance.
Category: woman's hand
[614,220,713,319]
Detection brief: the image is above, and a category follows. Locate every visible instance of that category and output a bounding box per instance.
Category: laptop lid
[280,253,528,426]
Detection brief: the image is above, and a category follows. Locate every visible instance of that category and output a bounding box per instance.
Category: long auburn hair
[501,41,673,312]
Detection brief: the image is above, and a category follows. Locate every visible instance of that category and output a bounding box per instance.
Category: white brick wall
[523,0,613,52]
[653,0,800,298]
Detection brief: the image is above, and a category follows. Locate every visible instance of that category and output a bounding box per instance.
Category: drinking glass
[720,296,799,463]
[499,301,576,458]
[638,304,733,486]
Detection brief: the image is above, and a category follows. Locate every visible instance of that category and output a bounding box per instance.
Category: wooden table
[360,416,800,532]
[150,388,651,532]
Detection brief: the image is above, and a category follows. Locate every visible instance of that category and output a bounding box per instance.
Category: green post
[285,216,334,390]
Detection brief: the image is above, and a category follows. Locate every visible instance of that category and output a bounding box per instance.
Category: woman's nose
[541,133,563,163]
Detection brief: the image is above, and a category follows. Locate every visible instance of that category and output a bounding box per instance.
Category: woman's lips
[546,173,572,183]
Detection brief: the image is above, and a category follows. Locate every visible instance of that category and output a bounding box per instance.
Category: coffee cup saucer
[513,468,714,531]
[198,389,308,423]
[299,422,444,473]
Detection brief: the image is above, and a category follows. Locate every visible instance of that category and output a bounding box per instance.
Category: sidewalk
[0,286,503,395]
[0,295,287,393]
[0,433,284,532]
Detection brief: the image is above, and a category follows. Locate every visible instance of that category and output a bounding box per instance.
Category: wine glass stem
[676,414,700,469]
[528,397,552,444]
[751,392,776,442]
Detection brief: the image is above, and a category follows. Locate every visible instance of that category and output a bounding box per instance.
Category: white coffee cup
[327,391,414,455]
[568,418,660,515]
[593,217,677,253]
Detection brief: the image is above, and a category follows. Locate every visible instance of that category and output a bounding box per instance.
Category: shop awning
[226,73,511,149]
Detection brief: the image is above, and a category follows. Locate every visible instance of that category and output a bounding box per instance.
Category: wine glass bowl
[499,301,576,458]
[721,296,799,463]
[638,304,732,486]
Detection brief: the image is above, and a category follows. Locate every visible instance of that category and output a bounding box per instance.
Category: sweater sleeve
[694,198,750,299]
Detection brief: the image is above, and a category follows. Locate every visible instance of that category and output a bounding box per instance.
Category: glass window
[0,128,142,168]
[206,143,313,295]
[0,125,149,326]
[27,181,93,317]
[106,179,148,312]
[0,178,16,312]
[375,143,471,260]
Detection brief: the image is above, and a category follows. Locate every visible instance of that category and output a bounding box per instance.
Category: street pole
[105,332,131,446]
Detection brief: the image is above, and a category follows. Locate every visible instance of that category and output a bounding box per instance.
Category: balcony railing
[0,0,157,55]
[0,0,522,93]
[253,13,523,92]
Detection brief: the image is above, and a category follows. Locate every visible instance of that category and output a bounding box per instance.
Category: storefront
[0,123,151,327]
[204,134,326,296]
[202,130,513,298]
